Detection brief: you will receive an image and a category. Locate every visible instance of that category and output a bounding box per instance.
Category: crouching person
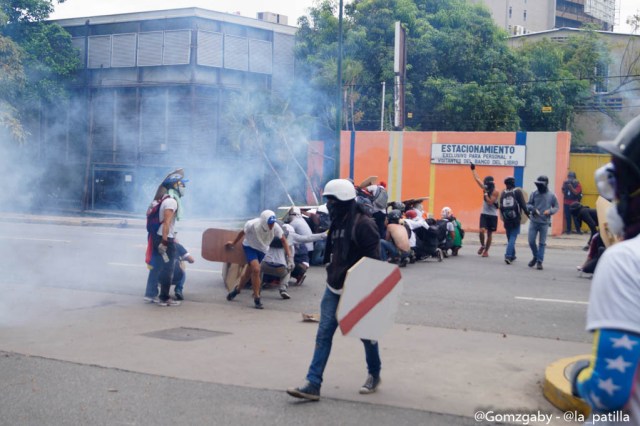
[380,209,411,267]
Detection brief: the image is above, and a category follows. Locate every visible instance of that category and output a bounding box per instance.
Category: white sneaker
[143,297,159,304]
[157,299,181,307]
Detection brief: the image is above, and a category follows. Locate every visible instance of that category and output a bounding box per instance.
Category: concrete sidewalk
[0,284,590,424]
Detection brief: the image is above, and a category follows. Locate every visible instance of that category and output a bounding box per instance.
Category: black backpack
[434,219,449,242]
[500,189,520,222]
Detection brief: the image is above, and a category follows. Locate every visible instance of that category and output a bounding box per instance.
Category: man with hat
[526,175,559,270]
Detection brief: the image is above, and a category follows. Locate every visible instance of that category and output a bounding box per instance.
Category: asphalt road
[0,221,593,425]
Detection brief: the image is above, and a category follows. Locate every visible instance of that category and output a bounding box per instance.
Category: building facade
[44,8,296,214]
[471,0,618,35]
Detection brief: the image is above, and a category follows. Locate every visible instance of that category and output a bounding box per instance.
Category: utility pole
[334,0,344,179]
[380,81,386,131]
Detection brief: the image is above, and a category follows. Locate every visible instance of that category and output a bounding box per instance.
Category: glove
[158,241,169,263]
[470,161,475,171]
[287,259,295,271]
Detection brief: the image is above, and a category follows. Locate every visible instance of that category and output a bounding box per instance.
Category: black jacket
[325,212,381,291]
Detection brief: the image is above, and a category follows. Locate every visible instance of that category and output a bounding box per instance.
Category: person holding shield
[287,179,382,401]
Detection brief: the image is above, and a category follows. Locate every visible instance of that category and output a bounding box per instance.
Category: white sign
[431,144,526,167]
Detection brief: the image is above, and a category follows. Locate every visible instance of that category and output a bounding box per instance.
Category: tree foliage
[294,0,618,133]
[0,0,79,144]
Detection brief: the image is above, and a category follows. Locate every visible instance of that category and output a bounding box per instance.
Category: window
[524,10,527,21]
[509,7,512,18]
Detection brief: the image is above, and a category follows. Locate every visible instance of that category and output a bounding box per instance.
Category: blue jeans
[144,252,163,298]
[306,287,381,387]
[379,240,409,262]
[528,221,549,262]
[311,240,326,266]
[505,223,520,260]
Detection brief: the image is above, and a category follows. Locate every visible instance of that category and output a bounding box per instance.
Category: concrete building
[43,8,296,214]
[471,0,618,35]
[508,27,640,146]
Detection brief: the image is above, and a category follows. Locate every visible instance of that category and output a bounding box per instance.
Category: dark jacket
[499,187,528,227]
[325,212,380,291]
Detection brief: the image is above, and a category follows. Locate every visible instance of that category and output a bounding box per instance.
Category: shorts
[242,244,265,264]
[479,214,498,232]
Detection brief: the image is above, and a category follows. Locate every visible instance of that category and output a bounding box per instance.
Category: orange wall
[340,130,571,236]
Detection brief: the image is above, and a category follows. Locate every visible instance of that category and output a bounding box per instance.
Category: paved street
[0,218,594,425]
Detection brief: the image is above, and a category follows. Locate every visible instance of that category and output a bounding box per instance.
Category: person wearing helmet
[499,177,529,265]
[310,204,331,266]
[287,178,382,401]
[470,162,500,257]
[439,207,464,256]
[144,171,188,306]
[570,116,640,423]
[562,171,583,234]
[380,209,411,266]
[526,175,559,270]
[225,210,291,309]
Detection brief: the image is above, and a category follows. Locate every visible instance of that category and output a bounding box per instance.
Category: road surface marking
[515,296,588,305]
[0,236,70,243]
[108,262,218,273]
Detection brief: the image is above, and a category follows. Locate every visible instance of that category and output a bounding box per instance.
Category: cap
[267,215,277,225]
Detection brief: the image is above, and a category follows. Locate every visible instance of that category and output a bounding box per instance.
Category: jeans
[306,287,381,387]
[528,221,549,263]
[379,240,409,262]
[311,240,326,266]
[144,252,163,299]
[504,223,520,260]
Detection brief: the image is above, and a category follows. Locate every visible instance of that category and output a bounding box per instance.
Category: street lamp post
[334,0,344,179]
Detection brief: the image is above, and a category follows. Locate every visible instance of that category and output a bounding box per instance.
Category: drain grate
[142,327,230,342]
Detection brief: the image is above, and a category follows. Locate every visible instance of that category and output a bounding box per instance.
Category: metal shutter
[88,35,112,69]
[138,32,163,67]
[272,33,295,92]
[163,30,191,65]
[249,39,272,74]
[111,33,137,68]
[224,35,248,71]
[197,31,223,68]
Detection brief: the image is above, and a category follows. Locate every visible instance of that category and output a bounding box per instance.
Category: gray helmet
[387,209,402,224]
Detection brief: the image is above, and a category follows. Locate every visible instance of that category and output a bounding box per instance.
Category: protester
[380,209,411,267]
[562,171,583,234]
[499,177,529,265]
[365,181,389,238]
[470,162,499,257]
[287,178,382,401]
[526,175,559,270]
[225,210,290,309]
[144,172,188,307]
[569,202,599,249]
[440,206,464,256]
[286,207,315,262]
[570,115,640,424]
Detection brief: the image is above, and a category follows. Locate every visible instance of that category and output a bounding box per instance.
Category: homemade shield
[336,258,403,341]
[201,228,247,265]
[596,196,621,248]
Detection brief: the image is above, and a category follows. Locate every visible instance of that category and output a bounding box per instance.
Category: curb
[543,355,592,416]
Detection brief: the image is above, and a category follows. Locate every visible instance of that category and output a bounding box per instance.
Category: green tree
[0,0,78,144]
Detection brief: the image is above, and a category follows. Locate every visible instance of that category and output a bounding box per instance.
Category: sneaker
[399,257,409,268]
[280,290,290,300]
[436,249,444,262]
[528,258,537,268]
[254,297,264,309]
[157,299,181,307]
[477,246,485,255]
[359,374,381,394]
[226,288,239,301]
[504,258,511,265]
[286,382,320,401]
[481,250,489,258]
[143,296,159,304]
[536,261,543,270]
[174,291,184,301]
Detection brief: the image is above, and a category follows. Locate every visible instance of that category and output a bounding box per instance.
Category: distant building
[43,8,296,213]
[470,0,618,35]
[508,27,640,147]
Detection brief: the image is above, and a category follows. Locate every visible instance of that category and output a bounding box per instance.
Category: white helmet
[323,179,356,201]
[318,204,329,214]
[441,206,452,218]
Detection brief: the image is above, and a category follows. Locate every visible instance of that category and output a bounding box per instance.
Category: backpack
[500,189,520,222]
[435,219,449,242]
[146,194,170,235]
[372,186,388,210]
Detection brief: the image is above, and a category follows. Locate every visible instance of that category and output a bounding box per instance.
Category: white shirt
[586,234,640,424]
[243,220,283,254]
[157,197,178,238]
[290,216,314,251]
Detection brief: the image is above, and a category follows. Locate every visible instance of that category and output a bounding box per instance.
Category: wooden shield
[336,258,403,341]
[201,228,247,265]
[596,196,621,248]
[359,176,378,188]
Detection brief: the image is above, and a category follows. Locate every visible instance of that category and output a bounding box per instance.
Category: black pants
[152,234,177,301]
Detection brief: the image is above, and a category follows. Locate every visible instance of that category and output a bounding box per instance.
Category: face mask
[178,186,186,197]
[595,162,616,201]
[606,202,625,237]
[535,182,548,194]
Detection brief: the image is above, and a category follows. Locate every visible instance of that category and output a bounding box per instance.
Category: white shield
[336,257,403,341]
